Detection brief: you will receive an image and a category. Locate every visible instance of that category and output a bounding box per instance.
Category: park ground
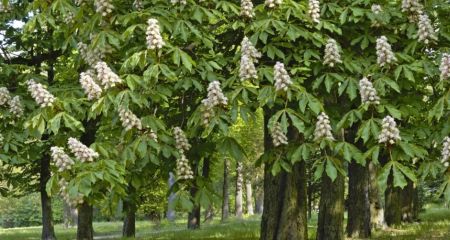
[0,205,449,240]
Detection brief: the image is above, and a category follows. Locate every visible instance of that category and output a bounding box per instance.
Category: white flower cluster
[418,14,437,44]
[239,37,261,81]
[308,0,321,23]
[401,0,423,15]
[173,127,191,153]
[274,62,292,92]
[201,104,214,126]
[59,179,84,207]
[371,4,382,14]
[94,0,114,17]
[314,112,334,141]
[146,19,165,50]
[204,81,228,107]
[176,154,194,180]
[148,130,158,142]
[9,96,24,117]
[77,43,102,67]
[51,147,75,172]
[378,116,401,145]
[323,39,342,67]
[26,80,56,108]
[441,137,450,167]
[440,53,450,80]
[270,122,288,147]
[265,0,282,8]
[241,0,254,18]
[118,107,142,131]
[173,127,194,180]
[94,61,122,89]
[133,0,143,10]
[0,87,11,106]
[80,72,102,100]
[0,134,3,146]
[67,137,99,162]
[74,0,84,6]
[376,36,397,67]
[171,0,187,5]
[359,77,380,105]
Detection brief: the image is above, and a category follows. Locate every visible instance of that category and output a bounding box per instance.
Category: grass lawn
[1,207,449,240]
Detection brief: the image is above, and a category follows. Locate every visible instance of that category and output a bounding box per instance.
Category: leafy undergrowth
[0,207,449,240]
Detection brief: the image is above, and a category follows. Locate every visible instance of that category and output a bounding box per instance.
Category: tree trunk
[77,202,94,240]
[235,161,244,218]
[260,112,308,240]
[317,173,345,240]
[401,180,418,222]
[188,157,210,229]
[307,169,313,220]
[122,200,136,237]
[245,180,254,215]
[346,161,371,238]
[255,188,264,214]
[221,159,230,221]
[167,172,176,221]
[204,205,214,222]
[63,201,77,228]
[40,155,56,240]
[368,162,387,229]
[385,172,402,226]
[261,162,308,240]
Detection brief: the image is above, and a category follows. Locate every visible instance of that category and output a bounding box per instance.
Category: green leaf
[325,159,337,182]
[392,164,407,188]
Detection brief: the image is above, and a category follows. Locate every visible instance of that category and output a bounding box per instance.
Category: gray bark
[245,180,254,215]
[167,172,176,221]
[235,161,243,218]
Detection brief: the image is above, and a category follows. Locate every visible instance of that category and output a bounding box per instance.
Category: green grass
[1,207,449,240]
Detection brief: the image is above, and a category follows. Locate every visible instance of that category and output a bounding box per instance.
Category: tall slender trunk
[40,154,56,240]
[122,194,136,237]
[307,169,312,220]
[77,202,94,240]
[254,188,264,214]
[368,162,387,229]
[204,205,214,222]
[167,172,176,221]
[221,159,230,221]
[188,157,210,229]
[317,173,345,240]
[346,161,371,238]
[260,115,308,240]
[401,180,419,222]
[235,161,244,218]
[385,173,402,226]
[245,180,254,215]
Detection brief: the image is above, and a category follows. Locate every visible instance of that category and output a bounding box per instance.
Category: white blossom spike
[146,19,165,50]
[94,61,122,89]
[241,37,261,62]
[323,39,342,67]
[239,54,258,81]
[270,122,288,147]
[376,36,397,67]
[94,0,114,17]
[173,127,191,153]
[371,4,382,14]
[314,112,334,141]
[171,0,187,5]
[241,0,255,18]
[204,81,228,107]
[418,14,437,44]
[441,137,450,167]
[274,62,292,92]
[176,153,194,180]
[440,53,450,80]
[51,147,75,172]
[133,0,143,10]
[359,77,380,105]
[118,107,142,131]
[80,72,102,100]
[308,0,321,23]
[265,0,282,8]
[67,137,99,162]
[26,80,56,108]
[378,116,401,145]
[77,43,103,67]
[9,96,24,117]
[0,134,4,146]
[0,87,11,106]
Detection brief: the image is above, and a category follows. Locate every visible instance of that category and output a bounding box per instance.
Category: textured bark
[221,159,230,221]
[77,202,94,240]
[317,173,345,240]
[368,162,387,229]
[245,180,254,215]
[385,173,402,226]
[401,180,419,222]
[63,201,77,228]
[204,205,214,222]
[166,172,176,221]
[235,161,244,218]
[40,155,56,240]
[188,157,210,229]
[346,161,371,238]
[122,200,136,237]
